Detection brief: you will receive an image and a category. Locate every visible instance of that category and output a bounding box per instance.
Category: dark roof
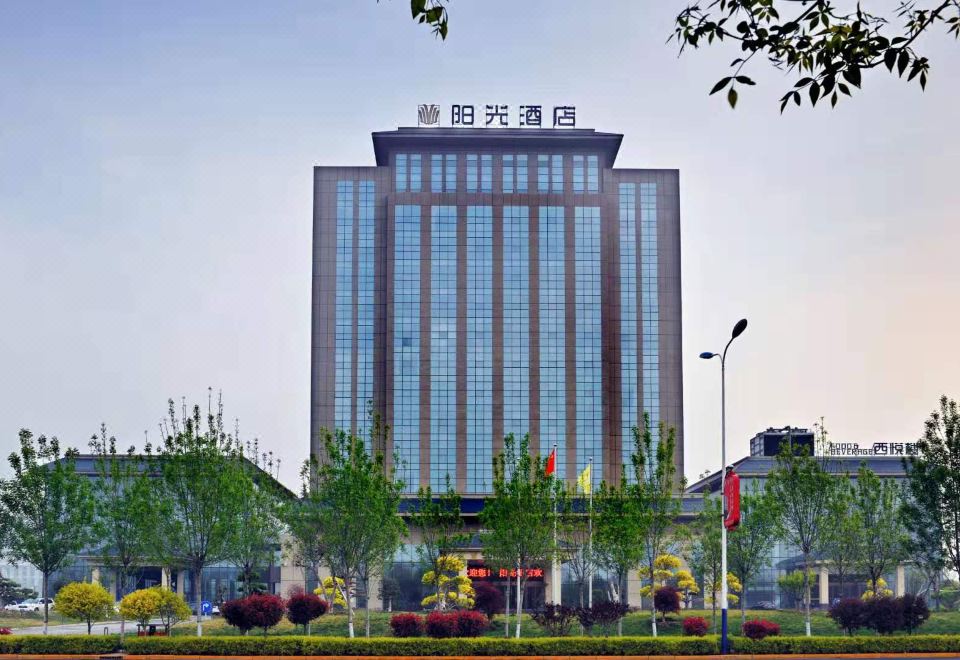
[686,454,909,494]
[371,127,624,167]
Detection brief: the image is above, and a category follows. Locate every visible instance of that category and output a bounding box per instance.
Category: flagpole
[587,455,593,609]
[551,443,560,605]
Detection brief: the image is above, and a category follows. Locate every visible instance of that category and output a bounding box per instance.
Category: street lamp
[700,318,747,655]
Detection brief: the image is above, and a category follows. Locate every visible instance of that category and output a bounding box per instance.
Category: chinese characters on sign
[466,561,545,582]
[824,442,919,457]
[417,104,577,128]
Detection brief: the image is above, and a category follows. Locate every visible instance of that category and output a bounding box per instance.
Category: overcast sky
[1,1,958,489]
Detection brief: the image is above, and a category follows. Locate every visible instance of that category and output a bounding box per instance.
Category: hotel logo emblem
[417,104,440,126]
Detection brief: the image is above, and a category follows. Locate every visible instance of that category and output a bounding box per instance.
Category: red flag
[545,448,556,476]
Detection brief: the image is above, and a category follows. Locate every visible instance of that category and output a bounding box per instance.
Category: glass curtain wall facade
[312,128,683,493]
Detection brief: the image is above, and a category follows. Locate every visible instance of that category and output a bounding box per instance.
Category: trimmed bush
[244,594,285,634]
[865,595,904,635]
[221,598,254,634]
[473,581,504,618]
[389,612,424,638]
[424,611,458,638]
[828,597,866,635]
[899,593,930,634]
[286,592,328,632]
[455,610,488,637]
[53,582,114,635]
[531,603,577,636]
[0,628,10,635]
[742,619,780,640]
[654,586,681,620]
[732,634,960,655]
[682,616,708,636]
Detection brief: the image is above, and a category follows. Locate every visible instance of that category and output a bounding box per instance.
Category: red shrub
[742,619,781,640]
[389,613,424,638]
[865,596,904,635]
[286,592,328,630]
[222,598,254,633]
[654,586,681,619]
[828,598,866,635]
[244,593,285,634]
[473,582,504,618]
[456,610,488,637]
[682,616,708,636]
[424,611,458,638]
[0,628,11,635]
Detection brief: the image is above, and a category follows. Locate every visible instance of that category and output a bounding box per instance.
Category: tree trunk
[503,583,510,638]
[514,569,523,638]
[42,573,49,635]
[364,577,371,638]
[741,585,746,627]
[803,555,812,637]
[711,585,717,633]
[195,566,204,637]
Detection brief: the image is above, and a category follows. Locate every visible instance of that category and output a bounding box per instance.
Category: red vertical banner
[724,469,741,531]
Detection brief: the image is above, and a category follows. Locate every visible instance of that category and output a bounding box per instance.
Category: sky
[1,1,958,490]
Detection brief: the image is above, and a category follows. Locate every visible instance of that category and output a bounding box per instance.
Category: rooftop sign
[824,441,920,457]
[417,104,576,128]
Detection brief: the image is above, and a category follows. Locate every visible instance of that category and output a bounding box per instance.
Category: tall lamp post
[699,318,747,655]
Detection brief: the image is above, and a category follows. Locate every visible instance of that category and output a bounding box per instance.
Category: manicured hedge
[1,633,960,656]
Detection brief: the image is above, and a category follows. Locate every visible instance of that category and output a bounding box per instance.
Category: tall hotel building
[311,127,682,494]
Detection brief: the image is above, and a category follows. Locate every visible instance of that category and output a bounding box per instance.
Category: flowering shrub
[682,616,708,637]
[286,592,328,631]
[742,619,781,640]
[389,612,424,637]
[455,610,488,637]
[424,611,458,638]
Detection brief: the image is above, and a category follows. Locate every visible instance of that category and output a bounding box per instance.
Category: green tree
[88,425,152,640]
[777,569,815,611]
[727,484,780,626]
[0,430,95,634]
[820,478,862,599]
[153,587,192,633]
[766,423,835,636]
[119,587,162,630]
[903,396,960,590]
[852,464,908,596]
[146,396,248,637]
[671,1,959,110]
[593,477,645,633]
[283,463,329,593]
[689,498,723,631]
[480,433,557,639]
[557,485,597,608]
[227,441,283,596]
[0,576,38,606]
[313,423,406,638]
[53,582,114,635]
[407,476,469,611]
[632,415,686,638]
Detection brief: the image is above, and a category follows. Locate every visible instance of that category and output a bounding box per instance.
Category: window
[431,154,457,193]
[619,184,638,473]
[573,156,584,193]
[503,155,528,193]
[396,154,421,192]
[640,183,660,459]
[356,181,375,440]
[480,154,492,192]
[539,206,566,476]
[575,207,602,487]
[538,154,563,193]
[394,204,422,491]
[573,155,600,193]
[587,155,599,192]
[467,206,493,492]
[467,154,478,193]
[503,207,530,441]
[431,205,458,490]
[335,181,354,433]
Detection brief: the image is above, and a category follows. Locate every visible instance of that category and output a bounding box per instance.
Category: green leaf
[410,0,426,19]
[735,75,755,85]
[830,91,838,108]
[898,50,910,76]
[884,49,897,72]
[794,77,814,88]
[838,83,851,96]
[920,71,927,90]
[809,82,821,105]
[710,77,733,95]
[842,66,861,88]
[727,86,738,109]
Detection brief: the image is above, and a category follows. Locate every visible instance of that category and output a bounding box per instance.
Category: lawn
[172,607,960,638]
[0,611,77,630]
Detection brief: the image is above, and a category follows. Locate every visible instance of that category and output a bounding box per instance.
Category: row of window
[395,153,600,194]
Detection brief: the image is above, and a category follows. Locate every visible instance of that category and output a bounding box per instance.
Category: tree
[766,426,835,636]
[480,433,557,639]
[852,464,908,598]
[286,591,328,634]
[593,477,645,622]
[555,485,596,608]
[903,396,960,591]
[420,555,474,610]
[407,478,468,610]
[632,415,686,638]
[0,576,37,606]
[727,485,781,626]
[283,463,329,594]
[0,430,95,634]
[146,396,249,637]
[689,498,723,630]
[244,593,285,635]
[88,425,153,639]
[226,441,283,596]
[821,479,863,599]
[312,424,406,638]
[154,587,191,633]
[671,1,959,110]
[378,576,401,613]
[53,582,114,634]
[675,569,700,608]
[778,569,815,611]
[119,588,162,631]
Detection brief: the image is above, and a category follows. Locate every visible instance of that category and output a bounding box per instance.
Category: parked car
[754,600,777,610]
[8,598,53,613]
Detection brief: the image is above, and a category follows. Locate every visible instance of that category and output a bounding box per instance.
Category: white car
[7,599,53,613]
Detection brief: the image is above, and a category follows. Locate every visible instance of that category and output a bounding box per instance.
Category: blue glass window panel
[335,181,354,433]
[640,183,660,460]
[573,155,585,193]
[551,155,563,192]
[431,155,443,193]
[394,204,421,492]
[410,154,421,192]
[619,184,639,473]
[575,207,602,488]
[539,206,566,476]
[467,154,478,193]
[396,155,407,193]
[445,154,456,192]
[502,155,514,194]
[537,155,549,192]
[467,206,493,492]
[517,155,528,192]
[356,181,375,440]
[480,154,492,193]
[431,206,458,491]
[587,156,599,193]
[503,206,530,442]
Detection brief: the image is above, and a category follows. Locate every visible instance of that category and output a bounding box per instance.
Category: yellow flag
[577,464,592,494]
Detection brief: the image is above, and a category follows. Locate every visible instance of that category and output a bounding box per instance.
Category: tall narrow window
[640,184,660,457]
[480,154,492,193]
[445,154,456,192]
[335,181,354,433]
[551,154,563,192]
[587,155,599,192]
[467,206,493,492]
[431,205,458,490]
[410,154,421,192]
[394,205,422,491]
[396,155,407,192]
[619,184,638,473]
[467,154,478,193]
[431,155,443,193]
[516,155,528,192]
[575,206,602,488]
[573,155,585,193]
[503,155,514,194]
[537,155,549,192]
[539,206,566,475]
[503,206,530,442]
[356,181,375,440]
